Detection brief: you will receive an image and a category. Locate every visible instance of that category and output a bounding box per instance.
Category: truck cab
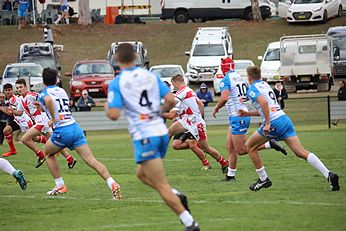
[258,41,281,85]
[327,26,346,77]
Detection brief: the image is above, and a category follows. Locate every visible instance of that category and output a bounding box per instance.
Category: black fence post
[327,95,331,129]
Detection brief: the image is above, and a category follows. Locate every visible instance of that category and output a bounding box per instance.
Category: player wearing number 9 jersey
[239,66,339,192]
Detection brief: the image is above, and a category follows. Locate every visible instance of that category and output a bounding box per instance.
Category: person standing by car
[17,0,29,30]
[333,80,346,126]
[273,81,288,110]
[43,24,54,46]
[196,83,213,107]
[77,90,96,111]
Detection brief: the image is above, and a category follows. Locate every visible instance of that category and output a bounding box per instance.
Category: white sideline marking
[0,195,344,207]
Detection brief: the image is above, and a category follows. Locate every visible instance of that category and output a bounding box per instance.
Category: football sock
[55,177,64,188]
[55,17,61,24]
[179,210,194,227]
[201,159,210,166]
[65,18,69,24]
[217,155,228,167]
[307,153,329,179]
[35,149,45,158]
[65,154,74,164]
[37,136,47,144]
[5,134,16,152]
[106,177,116,189]
[0,158,16,175]
[264,141,271,149]
[256,166,268,181]
[227,167,236,177]
[171,188,179,194]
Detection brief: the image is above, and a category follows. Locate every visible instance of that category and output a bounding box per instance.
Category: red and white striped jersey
[17,91,42,119]
[8,94,33,126]
[175,86,203,120]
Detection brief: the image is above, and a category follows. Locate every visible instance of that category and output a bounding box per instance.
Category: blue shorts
[229,116,250,135]
[60,5,68,12]
[50,123,87,150]
[18,9,27,18]
[133,135,169,164]
[258,115,296,141]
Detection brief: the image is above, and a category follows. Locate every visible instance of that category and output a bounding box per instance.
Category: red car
[67,60,115,101]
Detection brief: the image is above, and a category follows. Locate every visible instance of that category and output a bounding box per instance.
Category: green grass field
[0,125,345,231]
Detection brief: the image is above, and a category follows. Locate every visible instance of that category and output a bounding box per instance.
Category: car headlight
[288,8,293,13]
[313,6,322,12]
[71,81,83,86]
[104,79,112,85]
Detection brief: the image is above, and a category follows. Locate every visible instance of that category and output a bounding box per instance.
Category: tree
[78,0,92,26]
[251,0,263,22]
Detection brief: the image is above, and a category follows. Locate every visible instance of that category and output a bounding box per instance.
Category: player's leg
[168,121,188,139]
[198,138,228,173]
[187,139,211,169]
[0,158,27,190]
[283,135,339,191]
[172,136,189,150]
[64,11,69,24]
[2,124,16,157]
[224,129,237,181]
[21,126,46,168]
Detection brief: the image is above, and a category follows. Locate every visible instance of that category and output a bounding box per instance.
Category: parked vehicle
[279,34,333,93]
[278,0,342,23]
[161,0,271,23]
[149,65,189,85]
[107,41,149,74]
[213,59,254,95]
[66,60,115,101]
[258,41,281,85]
[327,26,346,77]
[0,63,44,92]
[185,27,232,83]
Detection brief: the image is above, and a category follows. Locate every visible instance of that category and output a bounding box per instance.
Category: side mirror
[185,51,190,56]
[257,56,263,60]
[65,72,72,77]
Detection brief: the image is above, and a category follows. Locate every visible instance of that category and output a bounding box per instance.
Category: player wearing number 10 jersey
[239,66,339,192]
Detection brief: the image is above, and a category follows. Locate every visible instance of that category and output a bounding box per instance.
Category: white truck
[327,26,346,77]
[279,34,333,93]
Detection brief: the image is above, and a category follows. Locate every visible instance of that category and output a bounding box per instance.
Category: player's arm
[257,95,270,125]
[161,92,175,113]
[44,96,56,123]
[162,108,177,120]
[213,89,229,118]
[0,106,15,116]
[106,79,122,121]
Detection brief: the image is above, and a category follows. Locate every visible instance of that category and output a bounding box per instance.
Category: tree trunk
[78,0,92,26]
[251,0,263,22]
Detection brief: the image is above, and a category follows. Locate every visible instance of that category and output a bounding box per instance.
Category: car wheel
[244,8,253,21]
[337,5,342,18]
[174,10,189,23]
[322,10,328,24]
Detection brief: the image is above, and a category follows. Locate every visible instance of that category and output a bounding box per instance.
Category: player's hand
[212,107,218,118]
[48,120,56,128]
[238,109,247,117]
[263,123,271,136]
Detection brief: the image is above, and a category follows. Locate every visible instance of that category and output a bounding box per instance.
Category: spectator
[2,0,12,11]
[17,0,29,30]
[69,98,78,112]
[196,83,213,107]
[333,80,346,126]
[273,80,288,109]
[43,24,54,46]
[77,90,95,111]
[54,0,70,25]
[0,92,9,145]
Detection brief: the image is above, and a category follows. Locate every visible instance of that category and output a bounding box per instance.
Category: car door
[278,0,292,18]
[326,0,338,16]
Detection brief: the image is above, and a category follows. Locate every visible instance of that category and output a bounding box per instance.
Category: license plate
[88,88,99,92]
[300,77,310,82]
[298,15,306,19]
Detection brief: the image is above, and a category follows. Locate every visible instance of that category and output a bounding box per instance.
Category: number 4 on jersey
[139,90,152,109]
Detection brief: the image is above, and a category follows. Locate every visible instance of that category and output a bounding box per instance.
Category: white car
[279,0,343,23]
[1,63,44,92]
[149,65,188,86]
[258,41,281,85]
[213,60,255,95]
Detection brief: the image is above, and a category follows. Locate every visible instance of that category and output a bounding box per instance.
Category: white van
[161,0,272,23]
[185,27,232,82]
[258,41,281,84]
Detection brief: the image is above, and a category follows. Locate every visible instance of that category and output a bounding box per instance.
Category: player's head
[15,78,28,96]
[339,80,345,88]
[42,67,58,86]
[0,92,5,102]
[171,74,185,90]
[220,57,235,75]
[3,83,13,98]
[247,66,261,84]
[115,43,136,66]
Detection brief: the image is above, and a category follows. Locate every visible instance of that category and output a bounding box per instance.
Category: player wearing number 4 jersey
[239,66,340,192]
[38,68,121,199]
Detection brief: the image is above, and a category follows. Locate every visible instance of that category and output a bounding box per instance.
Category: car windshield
[264,48,280,61]
[5,65,43,78]
[74,63,113,75]
[235,62,252,70]
[151,67,183,78]
[294,0,323,4]
[333,37,346,60]
[193,44,225,56]
[22,56,56,70]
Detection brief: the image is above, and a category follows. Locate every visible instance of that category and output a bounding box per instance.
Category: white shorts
[33,114,52,134]
[178,116,207,141]
[14,114,33,132]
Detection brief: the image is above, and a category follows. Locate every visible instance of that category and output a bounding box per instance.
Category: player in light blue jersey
[105,43,199,231]
[238,66,339,192]
[38,68,121,199]
[213,59,287,182]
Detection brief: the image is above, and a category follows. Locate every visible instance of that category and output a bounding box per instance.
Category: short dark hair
[15,78,27,86]
[42,67,58,86]
[3,83,13,91]
[247,66,261,80]
[340,80,345,85]
[171,74,185,83]
[115,43,136,64]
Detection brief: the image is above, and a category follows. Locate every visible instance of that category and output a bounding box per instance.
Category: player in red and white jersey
[13,79,76,169]
[168,74,229,173]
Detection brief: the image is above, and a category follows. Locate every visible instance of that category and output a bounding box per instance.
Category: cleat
[67,159,77,169]
[269,139,287,155]
[35,157,46,168]
[112,182,121,200]
[249,178,272,191]
[328,172,340,191]
[222,175,236,182]
[177,192,190,213]
[221,165,228,174]
[47,185,68,195]
[12,170,27,190]
[201,164,211,170]
[2,150,16,157]
[184,221,200,231]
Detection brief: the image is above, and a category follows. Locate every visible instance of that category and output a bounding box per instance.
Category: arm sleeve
[220,76,230,93]
[247,86,261,102]
[207,92,213,102]
[77,97,85,109]
[38,90,48,106]
[108,78,123,109]
[88,97,96,106]
[156,75,170,98]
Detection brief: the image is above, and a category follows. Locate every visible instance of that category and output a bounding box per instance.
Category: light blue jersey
[107,66,170,141]
[247,80,286,123]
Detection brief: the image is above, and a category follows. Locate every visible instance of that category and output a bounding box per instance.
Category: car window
[193,44,225,56]
[151,67,183,78]
[235,62,252,70]
[264,48,280,61]
[74,63,113,75]
[294,0,323,4]
[5,66,42,78]
[22,56,56,70]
